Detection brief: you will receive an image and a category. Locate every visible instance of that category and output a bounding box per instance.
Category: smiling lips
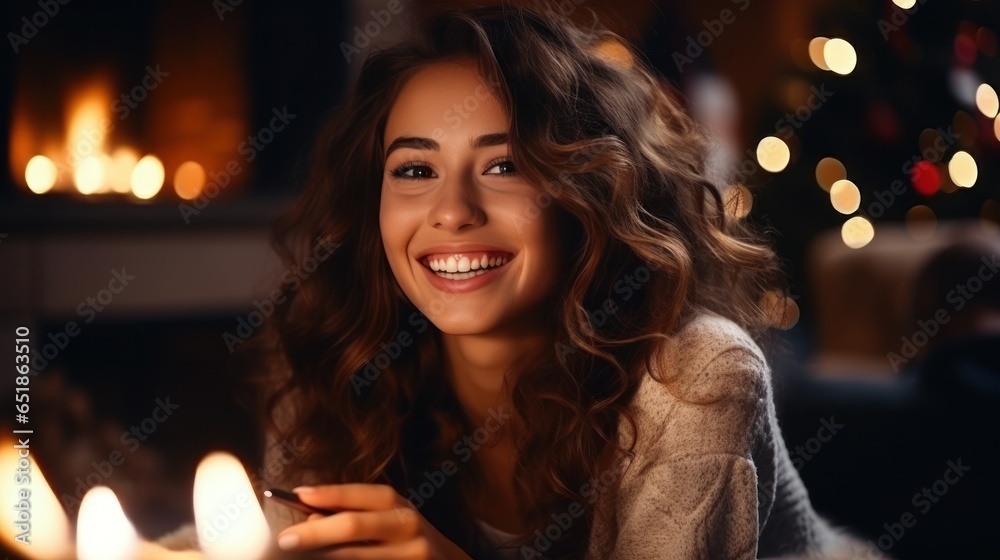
[421,252,511,280]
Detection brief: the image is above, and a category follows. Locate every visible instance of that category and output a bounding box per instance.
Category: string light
[830,179,861,214]
[756,136,790,173]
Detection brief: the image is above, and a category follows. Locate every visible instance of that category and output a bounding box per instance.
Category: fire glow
[11,75,208,201]
[0,443,274,559]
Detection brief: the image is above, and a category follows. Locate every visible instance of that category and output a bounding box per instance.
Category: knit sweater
[575,310,878,560]
[158,311,881,559]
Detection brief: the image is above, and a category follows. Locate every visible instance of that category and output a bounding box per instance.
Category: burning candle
[76,486,140,560]
[0,439,73,559]
[193,452,272,560]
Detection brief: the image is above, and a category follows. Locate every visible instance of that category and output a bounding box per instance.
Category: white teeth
[437,269,489,280]
[427,254,512,280]
[423,253,513,278]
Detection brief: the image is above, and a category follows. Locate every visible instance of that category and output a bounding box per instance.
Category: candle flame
[0,439,73,559]
[193,452,271,560]
[77,486,140,560]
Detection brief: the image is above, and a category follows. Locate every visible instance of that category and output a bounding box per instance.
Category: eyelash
[388,157,516,180]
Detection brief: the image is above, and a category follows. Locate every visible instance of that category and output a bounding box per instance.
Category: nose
[428,174,485,231]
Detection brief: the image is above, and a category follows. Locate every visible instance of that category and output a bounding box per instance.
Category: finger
[319,537,431,560]
[294,484,400,511]
[278,509,421,551]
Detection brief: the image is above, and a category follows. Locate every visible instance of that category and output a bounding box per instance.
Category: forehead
[383,60,508,142]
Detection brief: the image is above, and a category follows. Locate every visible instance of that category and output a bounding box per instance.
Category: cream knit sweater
[576,311,880,560]
[158,311,882,559]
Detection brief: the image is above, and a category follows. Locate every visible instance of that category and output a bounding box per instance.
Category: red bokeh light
[911,160,940,195]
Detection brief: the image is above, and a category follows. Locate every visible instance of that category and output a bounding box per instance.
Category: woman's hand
[274,483,474,560]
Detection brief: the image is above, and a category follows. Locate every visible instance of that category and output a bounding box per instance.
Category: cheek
[379,194,410,252]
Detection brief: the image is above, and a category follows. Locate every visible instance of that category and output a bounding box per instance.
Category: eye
[390,161,437,180]
[483,158,516,176]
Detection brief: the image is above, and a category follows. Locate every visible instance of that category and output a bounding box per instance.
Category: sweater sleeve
[608,343,772,560]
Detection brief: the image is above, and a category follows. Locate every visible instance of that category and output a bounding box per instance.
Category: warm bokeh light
[131,155,165,199]
[65,80,111,165]
[823,38,857,75]
[109,147,139,193]
[938,162,959,193]
[830,179,861,214]
[0,439,73,559]
[948,151,978,188]
[74,156,104,195]
[905,205,937,241]
[174,161,207,200]
[910,160,941,196]
[892,0,916,8]
[723,183,752,218]
[842,216,875,249]
[815,157,846,192]
[25,155,57,194]
[194,452,271,560]
[995,115,1000,142]
[808,37,830,71]
[975,83,999,118]
[77,487,140,560]
[759,290,800,330]
[756,136,790,173]
[594,37,634,68]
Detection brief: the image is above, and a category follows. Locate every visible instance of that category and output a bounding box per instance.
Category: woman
[249,3,875,559]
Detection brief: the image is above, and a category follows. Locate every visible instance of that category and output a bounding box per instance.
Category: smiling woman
[236,3,879,560]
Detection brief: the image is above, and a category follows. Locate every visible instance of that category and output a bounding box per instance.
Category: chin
[423,310,499,336]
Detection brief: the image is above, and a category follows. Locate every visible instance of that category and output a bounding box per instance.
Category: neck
[438,325,548,442]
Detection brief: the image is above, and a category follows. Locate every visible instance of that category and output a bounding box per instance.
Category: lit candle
[76,486,140,560]
[0,439,73,559]
[193,452,272,560]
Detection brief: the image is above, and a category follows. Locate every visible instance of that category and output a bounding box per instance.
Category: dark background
[0,1,998,558]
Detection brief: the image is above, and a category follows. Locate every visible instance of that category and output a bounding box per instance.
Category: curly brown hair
[250,3,786,558]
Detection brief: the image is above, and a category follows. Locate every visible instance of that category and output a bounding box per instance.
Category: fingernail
[292,486,315,494]
[277,533,300,550]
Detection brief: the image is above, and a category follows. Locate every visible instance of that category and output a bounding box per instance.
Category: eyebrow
[384,132,508,160]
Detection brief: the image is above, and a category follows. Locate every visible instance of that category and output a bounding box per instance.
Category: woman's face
[379,59,563,335]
